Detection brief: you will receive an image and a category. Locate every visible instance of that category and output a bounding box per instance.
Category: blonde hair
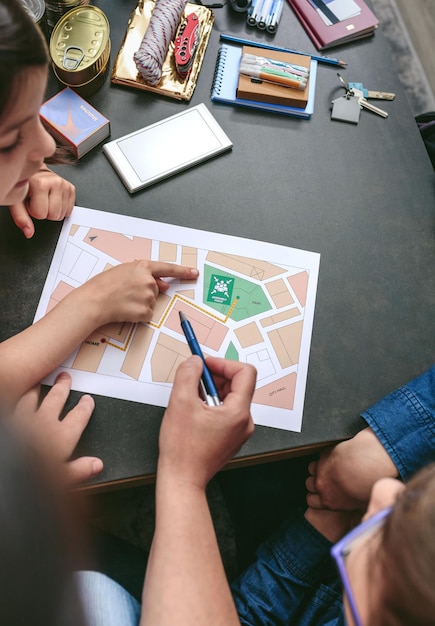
[377,463,435,625]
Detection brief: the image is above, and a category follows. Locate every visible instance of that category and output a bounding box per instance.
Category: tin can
[50,5,110,97]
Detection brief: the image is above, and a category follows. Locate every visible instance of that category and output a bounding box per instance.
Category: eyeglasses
[331,507,392,626]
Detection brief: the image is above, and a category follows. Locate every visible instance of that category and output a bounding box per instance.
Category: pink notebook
[287,0,378,50]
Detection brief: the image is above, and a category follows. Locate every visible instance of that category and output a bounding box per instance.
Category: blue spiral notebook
[210,43,318,119]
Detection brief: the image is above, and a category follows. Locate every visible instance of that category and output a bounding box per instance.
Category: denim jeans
[231,511,346,626]
[76,571,140,626]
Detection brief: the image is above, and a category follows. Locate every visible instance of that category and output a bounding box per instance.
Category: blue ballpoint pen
[179,311,222,406]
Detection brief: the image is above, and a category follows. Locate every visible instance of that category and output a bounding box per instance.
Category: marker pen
[241,53,310,77]
[247,0,263,25]
[257,0,274,29]
[239,64,307,89]
[266,0,284,33]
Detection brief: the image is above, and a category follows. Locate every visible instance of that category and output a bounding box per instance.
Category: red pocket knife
[174,13,201,79]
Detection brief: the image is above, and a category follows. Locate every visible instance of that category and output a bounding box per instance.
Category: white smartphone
[102,103,233,193]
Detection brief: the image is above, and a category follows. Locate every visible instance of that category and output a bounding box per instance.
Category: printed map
[35,206,320,431]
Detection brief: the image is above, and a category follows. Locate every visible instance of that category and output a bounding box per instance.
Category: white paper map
[35,206,320,431]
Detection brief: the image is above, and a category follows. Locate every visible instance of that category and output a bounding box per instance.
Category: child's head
[336,464,435,626]
[377,464,435,625]
[0,0,56,206]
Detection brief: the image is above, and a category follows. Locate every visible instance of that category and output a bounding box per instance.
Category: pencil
[219,33,347,68]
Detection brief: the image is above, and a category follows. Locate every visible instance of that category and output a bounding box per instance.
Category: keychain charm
[331,73,361,124]
[332,72,390,123]
[331,93,361,124]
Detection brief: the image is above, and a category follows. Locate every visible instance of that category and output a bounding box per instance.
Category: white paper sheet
[34,206,320,432]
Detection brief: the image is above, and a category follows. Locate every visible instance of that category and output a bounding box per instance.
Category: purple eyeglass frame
[331,506,392,626]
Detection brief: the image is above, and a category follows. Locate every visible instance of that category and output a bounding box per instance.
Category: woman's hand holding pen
[144,357,255,626]
[158,356,256,490]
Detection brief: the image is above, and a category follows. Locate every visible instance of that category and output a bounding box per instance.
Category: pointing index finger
[149,261,199,280]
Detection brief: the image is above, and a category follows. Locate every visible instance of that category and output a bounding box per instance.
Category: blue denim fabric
[232,511,346,626]
[76,571,140,626]
[362,364,435,480]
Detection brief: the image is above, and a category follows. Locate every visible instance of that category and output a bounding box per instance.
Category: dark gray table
[1,0,434,491]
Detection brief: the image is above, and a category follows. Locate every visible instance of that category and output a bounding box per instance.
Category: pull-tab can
[49,5,110,97]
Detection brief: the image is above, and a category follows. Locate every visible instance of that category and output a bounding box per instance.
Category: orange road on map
[94,293,238,354]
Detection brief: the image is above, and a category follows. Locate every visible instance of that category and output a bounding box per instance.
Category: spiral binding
[210,45,227,96]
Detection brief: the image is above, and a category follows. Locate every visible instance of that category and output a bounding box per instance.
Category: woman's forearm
[140,473,240,626]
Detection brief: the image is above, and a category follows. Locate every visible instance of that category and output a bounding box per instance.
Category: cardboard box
[40,88,110,158]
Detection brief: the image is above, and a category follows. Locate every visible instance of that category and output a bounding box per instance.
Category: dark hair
[0,0,49,119]
[377,463,435,625]
[0,419,86,626]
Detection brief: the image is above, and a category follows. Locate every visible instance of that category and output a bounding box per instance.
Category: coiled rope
[134,0,187,85]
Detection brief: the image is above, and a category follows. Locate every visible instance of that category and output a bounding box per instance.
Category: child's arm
[0,260,199,409]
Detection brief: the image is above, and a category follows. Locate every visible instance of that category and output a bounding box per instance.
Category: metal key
[351,87,388,118]
[348,82,395,100]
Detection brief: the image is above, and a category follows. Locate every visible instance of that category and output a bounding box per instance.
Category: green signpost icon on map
[207,274,234,305]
